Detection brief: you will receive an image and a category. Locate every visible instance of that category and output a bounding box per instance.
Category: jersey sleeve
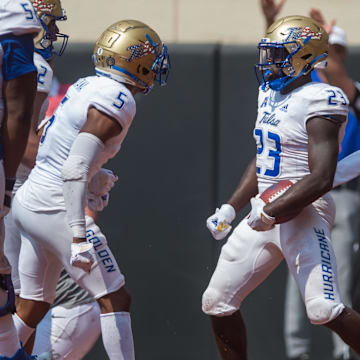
[0,0,41,36]
[305,85,349,124]
[88,84,136,129]
[0,33,36,80]
[34,53,53,94]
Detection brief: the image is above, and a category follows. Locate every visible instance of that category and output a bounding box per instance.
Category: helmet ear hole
[142,67,150,75]
[301,54,312,60]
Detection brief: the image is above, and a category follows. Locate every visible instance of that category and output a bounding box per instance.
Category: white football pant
[33,301,101,360]
[12,196,124,303]
[202,193,345,325]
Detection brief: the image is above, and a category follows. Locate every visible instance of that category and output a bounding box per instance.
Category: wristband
[70,224,86,239]
[261,209,276,225]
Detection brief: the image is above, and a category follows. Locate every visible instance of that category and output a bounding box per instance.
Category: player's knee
[202,287,237,317]
[305,297,345,325]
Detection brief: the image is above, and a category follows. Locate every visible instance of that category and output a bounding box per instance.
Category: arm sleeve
[88,84,136,130]
[62,133,104,238]
[0,33,36,80]
[333,150,360,188]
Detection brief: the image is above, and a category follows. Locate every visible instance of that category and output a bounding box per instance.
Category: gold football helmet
[256,15,328,91]
[93,20,170,94]
[31,0,68,59]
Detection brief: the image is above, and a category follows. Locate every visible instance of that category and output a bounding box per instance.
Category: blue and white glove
[247,196,275,232]
[70,242,94,273]
[206,204,236,240]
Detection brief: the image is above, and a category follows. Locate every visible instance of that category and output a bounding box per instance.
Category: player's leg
[282,194,360,355]
[11,197,63,350]
[202,217,283,360]
[33,301,101,359]
[3,210,22,297]
[284,272,310,360]
[59,215,135,360]
[329,189,360,359]
[0,209,25,359]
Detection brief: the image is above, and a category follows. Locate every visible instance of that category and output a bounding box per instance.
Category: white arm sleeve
[333,150,360,188]
[62,132,104,238]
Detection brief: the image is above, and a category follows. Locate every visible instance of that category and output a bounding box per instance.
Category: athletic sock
[12,313,35,345]
[0,313,21,357]
[100,312,135,360]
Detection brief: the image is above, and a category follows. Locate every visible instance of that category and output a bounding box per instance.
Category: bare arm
[227,157,258,212]
[2,72,37,178]
[260,0,287,29]
[323,52,356,103]
[264,116,343,218]
[81,107,122,142]
[21,91,48,168]
[309,9,356,103]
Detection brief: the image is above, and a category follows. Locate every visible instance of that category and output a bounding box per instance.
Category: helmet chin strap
[266,52,328,91]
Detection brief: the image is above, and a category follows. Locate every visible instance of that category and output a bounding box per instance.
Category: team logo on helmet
[32,0,55,13]
[106,56,115,67]
[126,40,158,62]
[285,26,323,42]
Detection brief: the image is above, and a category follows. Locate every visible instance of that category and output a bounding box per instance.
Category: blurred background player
[11,19,169,360]
[2,2,104,357]
[0,1,45,359]
[259,2,360,359]
[203,15,360,360]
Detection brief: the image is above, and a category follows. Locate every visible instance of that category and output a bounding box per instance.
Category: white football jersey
[14,53,53,193]
[254,82,349,192]
[16,75,136,211]
[0,0,41,36]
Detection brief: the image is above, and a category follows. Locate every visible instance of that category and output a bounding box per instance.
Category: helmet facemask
[32,0,69,60]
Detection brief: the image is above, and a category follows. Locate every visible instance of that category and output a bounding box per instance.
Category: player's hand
[247,196,275,231]
[206,204,236,240]
[88,168,118,197]
[87,192,109,212]
[260,0,287,27]
[70,241,94,273]
[309,8,336,35]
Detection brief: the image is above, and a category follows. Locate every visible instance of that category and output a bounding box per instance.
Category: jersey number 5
[254,128,281,177]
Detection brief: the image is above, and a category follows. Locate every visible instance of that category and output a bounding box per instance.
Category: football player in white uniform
[4,0,68,310]
[0,1,47,359]
[203,16,360,359]
[11,20,169,359]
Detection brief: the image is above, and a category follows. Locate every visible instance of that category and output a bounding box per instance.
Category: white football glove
[87,192,110,212]
[206,204,236,240]
[70,242,94,273]
[247,196,275,232]
[88,168,118,197]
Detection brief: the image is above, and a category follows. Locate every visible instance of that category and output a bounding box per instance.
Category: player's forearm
[228,157,258,212]
[264,171,334,218]
[21,134,40,168]
[2,119,31,178]
[63,179,87,240]
[2,73,37,177]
